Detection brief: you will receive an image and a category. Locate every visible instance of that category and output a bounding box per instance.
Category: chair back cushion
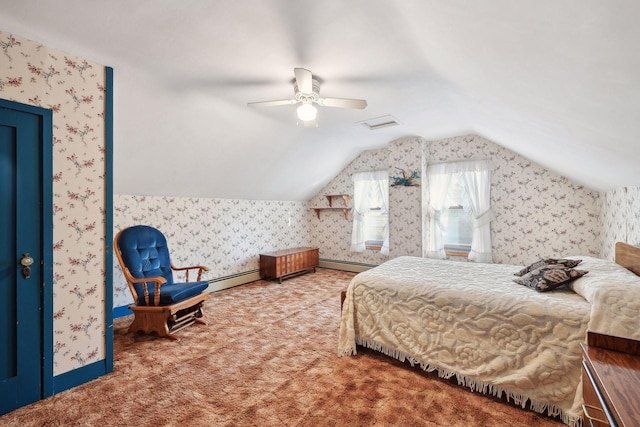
[117,225,174,288]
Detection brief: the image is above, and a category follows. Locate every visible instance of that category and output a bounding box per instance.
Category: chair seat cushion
[136,281,209,306]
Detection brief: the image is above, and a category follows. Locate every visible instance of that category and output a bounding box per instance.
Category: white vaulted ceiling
[1,1,639,200]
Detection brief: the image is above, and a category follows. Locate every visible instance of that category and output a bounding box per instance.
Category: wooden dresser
[259,247,319,283]
[581,331,640,426]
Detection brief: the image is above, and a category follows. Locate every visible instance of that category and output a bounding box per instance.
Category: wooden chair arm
[128,275,167,306]
[171,263,209,281]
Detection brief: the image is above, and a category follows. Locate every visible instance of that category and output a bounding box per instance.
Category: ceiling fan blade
[247,99,298,107]
[317,97,367,109]
[294,68,313,93]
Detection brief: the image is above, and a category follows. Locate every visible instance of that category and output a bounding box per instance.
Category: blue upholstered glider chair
[114,225,210,340]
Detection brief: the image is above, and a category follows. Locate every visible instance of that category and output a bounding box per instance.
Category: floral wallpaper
[600,186,640,260]
[387,137,423,257]
[310,134,602,267]
[0,31,107,375]
[628,187,640,247]
[113,195,311,308]
[600,188,627,260]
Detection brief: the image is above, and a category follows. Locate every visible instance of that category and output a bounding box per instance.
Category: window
[424,159,494,263]
[440,175,473,256]
[351,170,389,255]
[363,208,386,249]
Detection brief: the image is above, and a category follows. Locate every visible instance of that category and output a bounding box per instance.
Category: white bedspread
[567,256,640,340]
[338,256,640,426]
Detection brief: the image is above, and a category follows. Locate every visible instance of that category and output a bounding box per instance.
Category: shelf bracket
[325,194,349,208]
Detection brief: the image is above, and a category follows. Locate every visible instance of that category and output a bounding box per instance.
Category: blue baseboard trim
[113,305,131,319]
[53,360,109,394]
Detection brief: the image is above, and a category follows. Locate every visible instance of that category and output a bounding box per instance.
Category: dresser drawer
[582,361,613,427]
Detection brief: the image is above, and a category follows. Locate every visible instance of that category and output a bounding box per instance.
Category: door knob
[20,253,34,279]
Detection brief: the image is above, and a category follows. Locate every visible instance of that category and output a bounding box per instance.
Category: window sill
[366,244,382,251]
[445,250,469,258]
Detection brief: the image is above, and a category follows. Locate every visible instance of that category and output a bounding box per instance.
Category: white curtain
[350,170,389,255]
[424,159,494,262]
[460,159,494,263]
[424,163,454,259]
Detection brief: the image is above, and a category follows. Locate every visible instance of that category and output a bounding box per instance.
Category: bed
[338,243,640,427]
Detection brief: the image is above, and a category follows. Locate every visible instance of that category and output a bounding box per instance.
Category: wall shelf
[312,194,350,219]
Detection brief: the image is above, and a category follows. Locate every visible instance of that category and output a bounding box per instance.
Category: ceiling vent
[359,115,400,130]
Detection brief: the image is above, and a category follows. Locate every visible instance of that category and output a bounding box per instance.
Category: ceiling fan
[248,68,367,125]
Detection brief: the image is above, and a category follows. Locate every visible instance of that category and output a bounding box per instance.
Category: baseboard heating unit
[318,259,376,273]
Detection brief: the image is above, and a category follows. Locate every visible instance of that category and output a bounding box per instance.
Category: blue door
[0,103,44,414]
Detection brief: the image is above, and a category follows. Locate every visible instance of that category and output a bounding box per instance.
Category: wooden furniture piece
[312,194,350,219]
[259,247,319,283]
[581,331,640,426]
[114,225,209,340]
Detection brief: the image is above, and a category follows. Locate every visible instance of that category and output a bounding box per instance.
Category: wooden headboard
[615,242,640,276]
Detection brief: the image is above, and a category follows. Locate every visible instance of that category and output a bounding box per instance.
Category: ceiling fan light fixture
[297,103,317,121]
[248,68,366,124]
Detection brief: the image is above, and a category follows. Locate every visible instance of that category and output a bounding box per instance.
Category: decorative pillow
[514,258,583,277]
[513,266,588,292]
